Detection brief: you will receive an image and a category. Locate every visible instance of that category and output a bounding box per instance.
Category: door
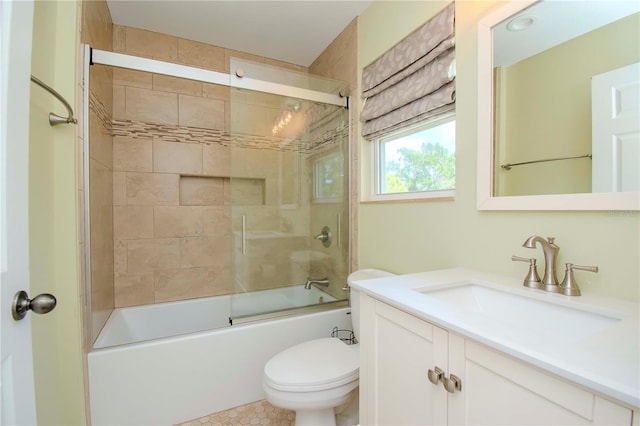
[0,0,37,424]
[592,62,640,192]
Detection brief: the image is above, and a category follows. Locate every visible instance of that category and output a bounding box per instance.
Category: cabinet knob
[443,373,462,393]
[427,367,444,386]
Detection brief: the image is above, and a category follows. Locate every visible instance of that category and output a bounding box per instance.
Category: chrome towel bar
[501,154,592,171]
[30,75,77,126]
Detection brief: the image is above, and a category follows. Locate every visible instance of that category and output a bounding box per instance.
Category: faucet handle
[559,263,598,296]
[511,255,543,289]
[511,255,532,262]
[314,226,332,247]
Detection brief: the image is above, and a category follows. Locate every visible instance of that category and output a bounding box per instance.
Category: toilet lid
[264,338,359,392]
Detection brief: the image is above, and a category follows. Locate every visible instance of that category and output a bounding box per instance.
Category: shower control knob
[314,226,332,248]
[12,290,57,321]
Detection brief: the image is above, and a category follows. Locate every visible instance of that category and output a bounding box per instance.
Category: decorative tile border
[89,89,113,133]
[90,89,347,155]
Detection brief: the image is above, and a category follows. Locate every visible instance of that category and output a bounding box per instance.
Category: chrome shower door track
[90,47,348,108]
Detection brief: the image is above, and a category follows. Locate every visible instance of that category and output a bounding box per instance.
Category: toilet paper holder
[331,326,355,345]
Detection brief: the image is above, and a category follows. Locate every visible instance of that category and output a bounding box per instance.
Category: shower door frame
[90,48,348,107]
[83,44,351,337]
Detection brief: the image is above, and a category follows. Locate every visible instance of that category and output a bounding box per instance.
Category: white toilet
[263,269,394,426]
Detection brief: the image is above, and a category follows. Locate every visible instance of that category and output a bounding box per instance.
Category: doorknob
[12,291,57,321]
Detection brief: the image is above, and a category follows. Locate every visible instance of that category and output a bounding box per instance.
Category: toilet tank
[348,269,395,341]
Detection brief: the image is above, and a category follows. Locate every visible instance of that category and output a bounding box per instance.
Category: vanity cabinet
[359,294,633,426]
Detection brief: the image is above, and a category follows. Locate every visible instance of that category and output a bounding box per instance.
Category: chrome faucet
[304,278,330,290]
[515,236,598,296]
[522,236,560,292]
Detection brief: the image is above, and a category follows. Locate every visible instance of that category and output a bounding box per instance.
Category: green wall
[357,1,640,301]
[30,1,86,424]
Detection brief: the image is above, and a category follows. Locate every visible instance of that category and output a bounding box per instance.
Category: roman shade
[360,2,456,140]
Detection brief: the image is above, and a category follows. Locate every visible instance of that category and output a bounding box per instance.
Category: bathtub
[93,285,337,349]
[88,286,350,425]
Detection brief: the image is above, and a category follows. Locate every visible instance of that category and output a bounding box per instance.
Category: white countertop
[350,268,640,410]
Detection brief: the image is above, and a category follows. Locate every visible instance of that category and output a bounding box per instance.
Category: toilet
[263,269,395,426]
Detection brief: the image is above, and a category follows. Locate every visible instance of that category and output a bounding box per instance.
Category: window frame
[370,114,456,202]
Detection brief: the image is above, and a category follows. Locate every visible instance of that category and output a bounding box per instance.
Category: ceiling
[493,1,640,67]
[106,1,372,67]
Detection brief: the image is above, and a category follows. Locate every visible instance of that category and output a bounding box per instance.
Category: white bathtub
[93,285,336,349]
[88,287,350,425]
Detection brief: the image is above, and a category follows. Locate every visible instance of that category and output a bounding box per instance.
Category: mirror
[477,0,640,210]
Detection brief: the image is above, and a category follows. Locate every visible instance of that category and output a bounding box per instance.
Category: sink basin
[418,282,624,343]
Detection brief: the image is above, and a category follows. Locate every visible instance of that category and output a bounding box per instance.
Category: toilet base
[264,382,358,426]
[295,408,336,426]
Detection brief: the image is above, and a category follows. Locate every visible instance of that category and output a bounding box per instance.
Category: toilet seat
[264,338,359,392]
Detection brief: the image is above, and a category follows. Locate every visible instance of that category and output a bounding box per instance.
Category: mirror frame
[476,0,640,211]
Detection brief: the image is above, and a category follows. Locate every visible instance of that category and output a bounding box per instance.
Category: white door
[0,1,37,424]
[592,62,640,192]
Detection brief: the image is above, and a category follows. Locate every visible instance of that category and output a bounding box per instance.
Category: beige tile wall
[112,134,235,306]
[111,132,312,305]
[111,26,316,307]
[81,0,114,343]
[113,25,307,73]
[235,234,308,292]
[309,19,358,298]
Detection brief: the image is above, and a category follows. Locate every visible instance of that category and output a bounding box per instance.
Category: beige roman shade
[360,2,456,140]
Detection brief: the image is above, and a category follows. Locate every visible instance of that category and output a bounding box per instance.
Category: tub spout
[305,278,329,290]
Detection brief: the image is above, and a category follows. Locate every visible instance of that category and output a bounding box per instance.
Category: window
[372,115,455,201]
[313,151,344,201]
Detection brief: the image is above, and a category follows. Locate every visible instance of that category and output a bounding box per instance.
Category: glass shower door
[228,59,350,323]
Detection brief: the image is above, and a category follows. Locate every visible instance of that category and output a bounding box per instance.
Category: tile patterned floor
[176,400,295,426]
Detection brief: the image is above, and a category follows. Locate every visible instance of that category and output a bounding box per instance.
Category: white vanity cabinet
[359,293,634,426]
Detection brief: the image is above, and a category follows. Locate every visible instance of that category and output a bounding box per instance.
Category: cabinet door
[359,295,448,425]
[448,339,632,425]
